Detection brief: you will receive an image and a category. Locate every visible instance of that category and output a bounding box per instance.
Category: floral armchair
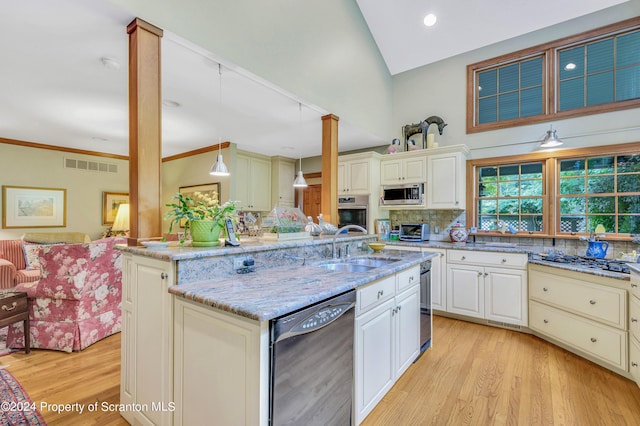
[6,237,126,352]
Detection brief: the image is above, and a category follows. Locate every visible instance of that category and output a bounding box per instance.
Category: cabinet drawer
[630,294,640,339]
[529,269,626,329]
[530,301,627,371]
[396,266,419,293]
[357,275,395,315]
[447,249,527,269]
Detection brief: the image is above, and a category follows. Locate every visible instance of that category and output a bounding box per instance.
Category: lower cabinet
[173,298,268,426]
[529,264,628,373]
[446,250,528,326]
[630,335,640,386]
[423,248,446,311]
[354,267,420,425]
[120,254,175,426]
[629,268,640,388]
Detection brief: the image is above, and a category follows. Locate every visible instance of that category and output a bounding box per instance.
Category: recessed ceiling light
[423,13,437,27]
[564,63,577,71]
[162,99,181,108]
[100,57,121,71]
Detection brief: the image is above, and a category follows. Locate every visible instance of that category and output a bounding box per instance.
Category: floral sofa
[0,232,91,290]
[6,237,126,352]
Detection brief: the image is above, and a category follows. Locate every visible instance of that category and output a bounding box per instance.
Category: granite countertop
[169,249,435,321]
[117,234,374,261]
[527,259,630,281]
[385,240,538,254]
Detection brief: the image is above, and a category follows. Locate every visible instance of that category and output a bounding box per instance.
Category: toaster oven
[399,223,430,241]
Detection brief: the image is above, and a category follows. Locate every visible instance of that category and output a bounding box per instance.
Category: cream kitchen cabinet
[120,254,175,426]
[271,156,295,208]
[627,265,640,387]
[427,150,467,209]
[446,250,528,326]
[529,264,628,373]
[380,152,427,185]
[173,297,268,426]
[338,156,371,194]
[236,152,272,211]
[423,248,446,311]
[355,266,420,425]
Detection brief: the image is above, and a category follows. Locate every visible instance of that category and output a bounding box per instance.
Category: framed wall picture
[103,192,129,226]
[177,183,221,228]
[2,185,67,228]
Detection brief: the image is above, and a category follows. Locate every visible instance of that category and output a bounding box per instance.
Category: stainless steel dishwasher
[270,290,356,426]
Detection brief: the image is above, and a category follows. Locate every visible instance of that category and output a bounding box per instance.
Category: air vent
[487,320,521,331]
[64,157,118,174]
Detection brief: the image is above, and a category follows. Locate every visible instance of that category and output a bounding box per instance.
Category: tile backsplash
[389,209,640,259]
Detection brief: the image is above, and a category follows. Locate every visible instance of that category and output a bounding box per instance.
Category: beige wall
[392,3,640,160]
[161,144,234,234]
[0,143,128,240]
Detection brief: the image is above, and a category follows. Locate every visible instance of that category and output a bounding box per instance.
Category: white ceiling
[0,0,630,159]
[356,0,629,75]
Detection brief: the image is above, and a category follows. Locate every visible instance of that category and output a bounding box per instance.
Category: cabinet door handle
[589,300,596,305]
[409,276,414,282]
[1,302,17,311]
[477,272,483,277]
[397,305,402,311]
[377,290,384,299]
[543,319,549,324]
[161,272,168,280]
[440,253,444,257]
[484,272,489,277]
[590,337,597,343]
[543,287,548,292]
[632,283,638,288]
[501,258,507,263]
[633,362,638,367]
[461,256,466,261]
[632,318,638,323]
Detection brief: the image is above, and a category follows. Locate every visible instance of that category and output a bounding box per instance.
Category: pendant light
[210,63,230,176]
[293,102,308,188]
[540,125,563,148]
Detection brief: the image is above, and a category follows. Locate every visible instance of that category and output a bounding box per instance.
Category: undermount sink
[314,256,402,272]
[315,263,375,272]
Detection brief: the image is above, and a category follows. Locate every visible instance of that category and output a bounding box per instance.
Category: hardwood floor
[1,316,639,425]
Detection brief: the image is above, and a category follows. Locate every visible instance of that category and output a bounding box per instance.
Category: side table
[0,292,29,354]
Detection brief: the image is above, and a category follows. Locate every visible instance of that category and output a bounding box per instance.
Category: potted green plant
[165,192,237,246]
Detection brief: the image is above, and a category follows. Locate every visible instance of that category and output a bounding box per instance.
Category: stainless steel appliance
[270,290,356,425]
[381,183,424,206]
[338,195,368,231]
[418,260,432,356]
[399,223,430,241]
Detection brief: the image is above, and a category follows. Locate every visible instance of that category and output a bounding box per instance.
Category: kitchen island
[117,235,432,426]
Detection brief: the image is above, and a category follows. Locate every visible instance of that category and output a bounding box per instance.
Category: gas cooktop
[532,253,630,274]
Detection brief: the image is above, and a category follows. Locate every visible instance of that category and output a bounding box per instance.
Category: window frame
[467,16,640,134]
[466,141,640,240]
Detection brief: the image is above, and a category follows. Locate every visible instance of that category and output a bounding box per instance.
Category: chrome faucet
[332,225,367,259]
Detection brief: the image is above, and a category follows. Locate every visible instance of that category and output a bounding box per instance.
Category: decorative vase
[189,220,222,247]
[586,241,608,259]
[449,222,468,243]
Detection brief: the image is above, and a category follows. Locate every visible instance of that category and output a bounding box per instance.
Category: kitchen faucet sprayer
[332,225,367,259]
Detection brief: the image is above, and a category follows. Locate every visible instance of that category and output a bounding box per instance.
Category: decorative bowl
[368,242,386,252]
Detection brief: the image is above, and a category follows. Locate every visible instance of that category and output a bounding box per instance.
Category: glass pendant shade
[540,127,563,148]
[209,153,229,176]
[293,169,308,187]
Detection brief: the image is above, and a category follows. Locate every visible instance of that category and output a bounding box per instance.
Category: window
[477,163,545,233]
[559,154,640,234]
[467,142,640,239]
[467,17,640,133]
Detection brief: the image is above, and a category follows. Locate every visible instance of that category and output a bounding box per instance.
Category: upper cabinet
[338,152,382,195]
[380,152,427,185]
[236,152,272,211]
[271,156,296,208]
[426,145,469,210]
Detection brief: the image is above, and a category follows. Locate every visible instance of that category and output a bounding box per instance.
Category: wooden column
[321,114,339,225]
[127,18,163,246]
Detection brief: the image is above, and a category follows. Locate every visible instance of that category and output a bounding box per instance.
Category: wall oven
[338,195,368,231]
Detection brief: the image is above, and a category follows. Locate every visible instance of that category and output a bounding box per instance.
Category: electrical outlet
[233,257,245,270]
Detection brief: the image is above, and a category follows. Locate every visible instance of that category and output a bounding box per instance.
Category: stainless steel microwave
[381,183,424,206]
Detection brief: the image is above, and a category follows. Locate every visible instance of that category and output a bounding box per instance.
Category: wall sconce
[541,125,563,148]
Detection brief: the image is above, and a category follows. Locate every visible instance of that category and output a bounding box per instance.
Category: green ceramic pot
[189,220,222,247]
